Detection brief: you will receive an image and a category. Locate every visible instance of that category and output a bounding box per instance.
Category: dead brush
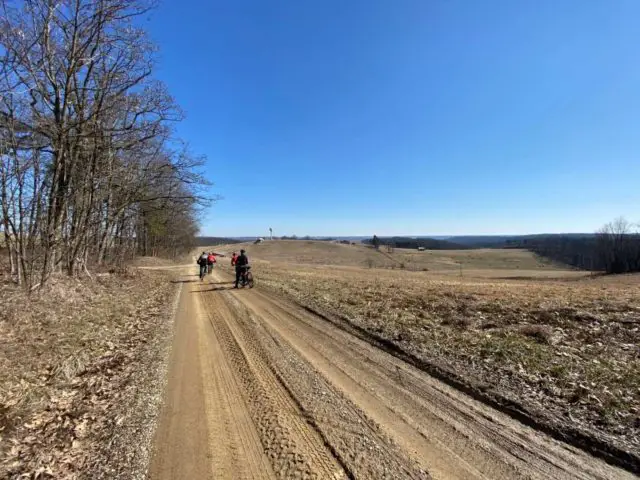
[0,270,174,478]
[442,315,474,329]
[518,324,553,344]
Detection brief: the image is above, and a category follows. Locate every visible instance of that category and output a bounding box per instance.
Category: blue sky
[146,0,640,237]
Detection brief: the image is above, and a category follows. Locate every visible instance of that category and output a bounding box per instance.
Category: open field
[211,240,640,466]
[215,239,585,279]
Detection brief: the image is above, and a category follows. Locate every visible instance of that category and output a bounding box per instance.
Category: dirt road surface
[149,269,635,479]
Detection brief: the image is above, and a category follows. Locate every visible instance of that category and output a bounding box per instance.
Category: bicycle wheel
[247,271,254,288]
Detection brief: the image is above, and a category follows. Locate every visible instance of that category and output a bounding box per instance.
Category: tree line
[366,235,468,250]
[365,218,640,275]
[0,0,210,290]
[493,219,640,274]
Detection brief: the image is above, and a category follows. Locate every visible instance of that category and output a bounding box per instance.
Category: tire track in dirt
[198,283,347,479]
[193,292,274,479]
[214,291,429,479]
[150,275,274,480]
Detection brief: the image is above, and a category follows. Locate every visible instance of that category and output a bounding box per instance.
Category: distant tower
[269,227,273,241]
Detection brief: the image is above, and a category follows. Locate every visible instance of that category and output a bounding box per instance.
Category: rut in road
[150,271,636,480]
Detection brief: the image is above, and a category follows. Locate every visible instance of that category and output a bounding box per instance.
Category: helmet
[240,249,246,254]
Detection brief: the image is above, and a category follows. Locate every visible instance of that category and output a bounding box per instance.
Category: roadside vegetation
[0,268,176,478]
[1,1,203,477]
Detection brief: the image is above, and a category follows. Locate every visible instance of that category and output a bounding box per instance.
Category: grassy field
[215,239,585,279]
[214,240,639,459]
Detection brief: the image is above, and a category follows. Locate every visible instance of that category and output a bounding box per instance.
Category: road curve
[149,270,634,479]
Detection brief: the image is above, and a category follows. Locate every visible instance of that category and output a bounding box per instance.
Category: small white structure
[254,237,264,244]
[417,246,426,251]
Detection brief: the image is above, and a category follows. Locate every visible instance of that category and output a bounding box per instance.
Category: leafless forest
[0,0,210,290]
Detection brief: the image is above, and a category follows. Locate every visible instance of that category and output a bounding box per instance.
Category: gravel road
[149,270,634,479]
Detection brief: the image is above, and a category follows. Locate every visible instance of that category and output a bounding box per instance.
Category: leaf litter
[0,270,177,479]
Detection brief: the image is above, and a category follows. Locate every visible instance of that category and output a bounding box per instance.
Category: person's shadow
[191,281,235,292]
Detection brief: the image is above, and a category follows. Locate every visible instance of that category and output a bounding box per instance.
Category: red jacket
[231,254,238,266]
[207,254,216,263]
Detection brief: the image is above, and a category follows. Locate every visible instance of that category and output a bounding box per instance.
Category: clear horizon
[147,1,640,237]
[203,231,600,239]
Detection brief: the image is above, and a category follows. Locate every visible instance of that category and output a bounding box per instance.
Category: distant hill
[196,233,638,272]
[447,234,595,248]
[196,236,244,246]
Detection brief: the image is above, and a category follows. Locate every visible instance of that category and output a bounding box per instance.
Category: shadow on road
[192,286,236,292]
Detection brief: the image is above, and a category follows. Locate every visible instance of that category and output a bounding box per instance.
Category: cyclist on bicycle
[234,249,249,288]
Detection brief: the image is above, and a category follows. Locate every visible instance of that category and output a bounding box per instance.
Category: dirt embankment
[249,262,640,471]
[0,270,178,479]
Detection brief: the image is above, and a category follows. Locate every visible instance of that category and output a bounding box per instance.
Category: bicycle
[238,266,254,288]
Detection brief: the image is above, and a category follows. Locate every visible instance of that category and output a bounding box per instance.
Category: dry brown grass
[213,240,582,279]
[230,255,640,457]
[0,270,176,478]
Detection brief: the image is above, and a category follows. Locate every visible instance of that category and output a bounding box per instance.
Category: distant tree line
[0,0,211,289]
[196,237,243,247]
[595,218,640,274]
[365,219,640,275]
[364,236,469,250]
[477,219,640,274]
[279,235,336,241]
[501,235,602,270]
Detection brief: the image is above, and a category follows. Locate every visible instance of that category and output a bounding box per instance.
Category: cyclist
[234,249,249,288]
[197,251,208,280]
[231,251,238,267]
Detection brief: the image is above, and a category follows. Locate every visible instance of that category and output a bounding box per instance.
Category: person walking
[197,251,208,280]
[234,249,249,288]
[207,252,215,274]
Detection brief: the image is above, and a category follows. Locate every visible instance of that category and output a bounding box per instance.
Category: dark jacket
[236,253,249,268]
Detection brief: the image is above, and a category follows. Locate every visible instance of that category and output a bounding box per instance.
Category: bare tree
[596,217,640,274]
[0,0,211,289]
